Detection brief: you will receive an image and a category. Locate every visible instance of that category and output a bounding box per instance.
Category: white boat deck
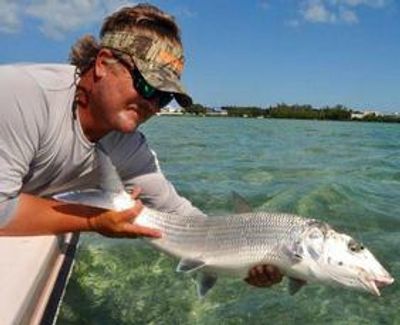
[0,233,79,325]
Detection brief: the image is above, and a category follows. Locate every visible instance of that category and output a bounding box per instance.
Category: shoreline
[156,113,400,124]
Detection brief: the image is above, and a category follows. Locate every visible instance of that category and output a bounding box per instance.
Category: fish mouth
[366,276,394,296]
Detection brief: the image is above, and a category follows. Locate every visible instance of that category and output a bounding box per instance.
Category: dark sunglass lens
[133,68,157,99]
[131,67,173,108]
[141,82,157,98]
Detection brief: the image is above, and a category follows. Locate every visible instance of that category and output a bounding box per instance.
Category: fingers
[117,200,143,222]
[118,204,162,238]
[95,200,161,238]
[245,264,283,288]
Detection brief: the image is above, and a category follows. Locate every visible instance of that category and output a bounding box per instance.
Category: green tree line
[183,103,400,123]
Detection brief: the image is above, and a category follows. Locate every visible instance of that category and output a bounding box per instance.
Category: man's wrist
[87,217,95,231]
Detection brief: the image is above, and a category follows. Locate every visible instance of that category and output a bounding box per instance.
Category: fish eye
[348,239,364,253]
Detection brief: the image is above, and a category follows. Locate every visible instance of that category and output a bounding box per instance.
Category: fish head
[300,222,394,296]
[53,189,134,211]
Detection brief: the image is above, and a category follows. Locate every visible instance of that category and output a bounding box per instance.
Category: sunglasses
[130,68,173,109]
[113,51,173,108]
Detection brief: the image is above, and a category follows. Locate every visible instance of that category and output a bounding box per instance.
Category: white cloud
[0,0,136,39]
[339,8,359,23]
[172,6,197,19]
[0,0,393,37]
[25,0,102,39]
[302,1,337,23]
[298,0,389,25]
[101,0,137,16]
[0,0,22,33]
[334,0,388,7]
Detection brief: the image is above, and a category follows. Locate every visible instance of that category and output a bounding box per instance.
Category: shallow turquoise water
[59,117,400,324]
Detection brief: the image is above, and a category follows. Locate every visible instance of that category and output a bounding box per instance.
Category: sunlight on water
[59,117,400,324]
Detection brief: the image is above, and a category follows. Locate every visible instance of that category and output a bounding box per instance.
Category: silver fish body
[136,207,309,279]
[134,205,394,297]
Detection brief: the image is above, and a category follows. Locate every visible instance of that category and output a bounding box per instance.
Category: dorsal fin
[232,191,253,213]
[96,144,124,193]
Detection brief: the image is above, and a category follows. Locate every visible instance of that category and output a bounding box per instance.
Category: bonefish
[54,147,394,297]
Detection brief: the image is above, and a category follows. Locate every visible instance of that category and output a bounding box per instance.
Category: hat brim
[135,61,192,108]
[174,93,192,108]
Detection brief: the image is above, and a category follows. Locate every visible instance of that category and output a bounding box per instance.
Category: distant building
[351,110,383,119]
[206,108,228,116]
[351,112,365,119]
[157,106,183,116]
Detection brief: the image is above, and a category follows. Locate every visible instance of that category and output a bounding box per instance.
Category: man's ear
[94,48,115,78]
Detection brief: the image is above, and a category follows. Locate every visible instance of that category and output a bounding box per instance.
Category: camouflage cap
[101,30,192,107]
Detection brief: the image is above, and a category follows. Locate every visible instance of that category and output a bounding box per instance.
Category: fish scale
[136,208,311,277]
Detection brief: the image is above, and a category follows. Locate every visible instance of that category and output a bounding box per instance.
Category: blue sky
[0,0,399,112]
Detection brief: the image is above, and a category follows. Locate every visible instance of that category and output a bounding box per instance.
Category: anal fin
[288,277,307,295]
[196,273,218,298]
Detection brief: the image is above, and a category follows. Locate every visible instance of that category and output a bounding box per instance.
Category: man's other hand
[245,265,283,287]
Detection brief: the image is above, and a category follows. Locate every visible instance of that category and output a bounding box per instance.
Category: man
[0,4,281,286]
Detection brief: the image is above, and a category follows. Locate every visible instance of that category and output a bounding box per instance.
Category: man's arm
[0,193,160,238]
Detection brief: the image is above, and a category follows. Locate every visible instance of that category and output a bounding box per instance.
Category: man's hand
[87,201,161,238]
[0,191,161,237]
[88,187,161,238]
[245,265,283,287]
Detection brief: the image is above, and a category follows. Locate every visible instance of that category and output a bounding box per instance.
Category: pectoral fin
[282,243,303,264]
[288,277,307,295]
[176,258,206,273]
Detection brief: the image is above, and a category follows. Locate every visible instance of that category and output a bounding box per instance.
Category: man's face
[90,50,161,134]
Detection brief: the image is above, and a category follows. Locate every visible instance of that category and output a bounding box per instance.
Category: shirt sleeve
[101,131,206,218]
[0,66,45,203]
[127,171,206,217]
[0,197,19,227]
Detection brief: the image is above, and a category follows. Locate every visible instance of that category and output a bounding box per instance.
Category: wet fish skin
[55,188,394,297]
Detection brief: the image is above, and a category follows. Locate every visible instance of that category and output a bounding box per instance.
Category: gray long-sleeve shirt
[0,64,203,226]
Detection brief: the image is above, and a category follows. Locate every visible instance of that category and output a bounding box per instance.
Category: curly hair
[68,34,100,75]
[69,4,181,75]
[100,4,181,42]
